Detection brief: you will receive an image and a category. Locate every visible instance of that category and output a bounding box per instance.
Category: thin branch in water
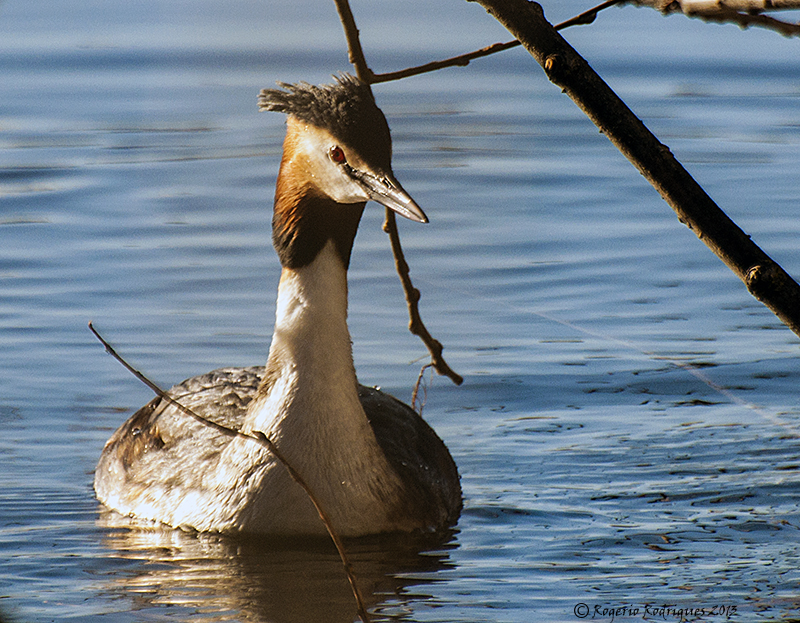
[88,322,372,623]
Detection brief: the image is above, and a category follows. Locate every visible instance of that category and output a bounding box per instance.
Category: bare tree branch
[88,322,373,623]
[333,0,799,380]
[471,0,800,340]
[628,0,800,36]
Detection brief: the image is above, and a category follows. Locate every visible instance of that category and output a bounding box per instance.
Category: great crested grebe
[94,74,461,536]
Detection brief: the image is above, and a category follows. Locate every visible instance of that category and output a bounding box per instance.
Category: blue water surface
[1,0,799,621]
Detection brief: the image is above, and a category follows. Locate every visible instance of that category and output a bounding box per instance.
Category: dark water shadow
[95,508,459,623]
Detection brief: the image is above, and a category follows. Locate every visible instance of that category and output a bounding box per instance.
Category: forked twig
[88,322,372,623]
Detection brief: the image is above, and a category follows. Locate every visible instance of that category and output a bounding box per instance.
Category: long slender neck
[246,237,381,468]
[245,164,367,438]
[230,143,418,534]
[266,240,356,400]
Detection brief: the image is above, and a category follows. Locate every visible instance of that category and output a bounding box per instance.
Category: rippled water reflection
[2,0,800,621]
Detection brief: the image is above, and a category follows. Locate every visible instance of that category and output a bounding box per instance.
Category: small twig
[371,0,625,84]
[371,40,521,84]
[626,0,800,36]
[661,0,800,8]
[333,0,373,81]
[555,0,627,28]
[690,5,800,35]
[88,322,372,623]
[411,363,433,413]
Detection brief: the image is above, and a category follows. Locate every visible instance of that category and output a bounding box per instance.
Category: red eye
[329,146,346,164]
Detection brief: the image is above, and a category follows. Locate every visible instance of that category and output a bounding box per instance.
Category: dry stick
[333,0,464,386]
[87,322,372,623]
[333,0,372,82]
[470,0,800,338]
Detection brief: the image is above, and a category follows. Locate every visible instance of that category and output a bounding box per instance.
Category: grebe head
[258,74,427,224]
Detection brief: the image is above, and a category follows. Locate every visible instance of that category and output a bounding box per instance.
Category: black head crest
[259,74,392,170]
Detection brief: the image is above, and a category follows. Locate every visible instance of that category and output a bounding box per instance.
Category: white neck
[207,236,421,535]
[265,238,356,408]
[245,239,380,472]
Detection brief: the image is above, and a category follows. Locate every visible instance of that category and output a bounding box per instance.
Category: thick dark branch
[88,322,372,623]
[471,0,800,339]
